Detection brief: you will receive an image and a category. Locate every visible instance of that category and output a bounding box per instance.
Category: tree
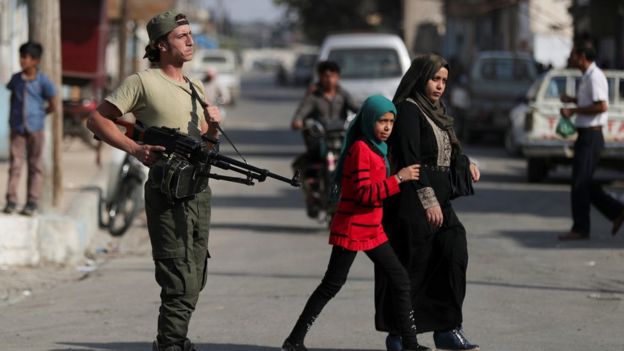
[274,0,402,44]
[27,0,63,207]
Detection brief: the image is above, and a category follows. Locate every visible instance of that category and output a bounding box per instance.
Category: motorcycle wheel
[108,178,143,237]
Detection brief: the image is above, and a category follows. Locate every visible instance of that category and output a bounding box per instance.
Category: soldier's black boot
[152,340,183,351]
[182,339,198,351]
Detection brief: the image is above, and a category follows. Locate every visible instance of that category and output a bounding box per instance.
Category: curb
[0,171,108,267]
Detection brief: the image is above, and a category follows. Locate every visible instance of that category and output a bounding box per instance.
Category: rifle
[113,119,300,188]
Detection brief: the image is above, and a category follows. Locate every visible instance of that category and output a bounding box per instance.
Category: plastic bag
[556,117,576,138]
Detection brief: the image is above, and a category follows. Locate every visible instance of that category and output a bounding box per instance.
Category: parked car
[451,51,538,143]
[509,68,624,182]
[192,49,241,104]
[317,33,411,105]
[276,51,318,86]
[292,52,318,85]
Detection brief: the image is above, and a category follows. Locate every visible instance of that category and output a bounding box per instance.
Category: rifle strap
[187,79,247,164]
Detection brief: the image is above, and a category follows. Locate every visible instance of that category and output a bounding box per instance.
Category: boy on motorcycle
[291,61,360,218]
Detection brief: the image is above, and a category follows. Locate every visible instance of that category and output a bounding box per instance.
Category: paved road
[1,72,623,351]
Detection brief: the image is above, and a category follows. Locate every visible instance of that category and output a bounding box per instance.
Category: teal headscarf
[331,95,397,202]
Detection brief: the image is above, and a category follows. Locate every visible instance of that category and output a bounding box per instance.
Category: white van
[317,33,411,105]
[191,49,241,104]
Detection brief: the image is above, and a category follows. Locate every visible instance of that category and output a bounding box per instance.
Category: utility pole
[118,0,129,84]
[27,0,63,208]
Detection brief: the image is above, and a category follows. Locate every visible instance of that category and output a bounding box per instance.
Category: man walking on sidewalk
[558,41,624,240]
[87,10,222,351]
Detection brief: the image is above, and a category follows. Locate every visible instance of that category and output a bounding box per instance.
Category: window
[203,56,227,64]
[525,75,544,101]
[327,48,402,79]
[607,78,615,103]
[478,58,536,82]
[544,76,566,100]
[573,76,615,103]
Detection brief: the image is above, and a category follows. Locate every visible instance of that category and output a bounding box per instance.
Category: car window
[478,58,536,81]
[296,54,317,67]
[607,78,615,103]
[544,76,567,100]
[620,78,624,103]
[327,48,402,79]
[573,75,616,103]
[525,75,544,101]
[202,55,234,73]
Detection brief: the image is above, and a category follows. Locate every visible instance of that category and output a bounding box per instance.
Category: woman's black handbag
[450,154,474,199]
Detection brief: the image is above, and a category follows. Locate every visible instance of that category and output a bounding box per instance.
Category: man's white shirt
[575,62,609,128]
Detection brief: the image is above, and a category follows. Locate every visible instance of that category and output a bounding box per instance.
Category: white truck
[509,68,624,182]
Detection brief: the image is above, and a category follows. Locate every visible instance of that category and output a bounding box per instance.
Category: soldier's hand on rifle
[204,105,222,138]
[132,143,166,167]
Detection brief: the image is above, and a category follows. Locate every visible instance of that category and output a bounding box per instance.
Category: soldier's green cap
[146,10,190,43]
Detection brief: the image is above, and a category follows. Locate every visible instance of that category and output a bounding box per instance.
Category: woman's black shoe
[385,333,402,351]
[433,327,479,350]
[281,339,308,351]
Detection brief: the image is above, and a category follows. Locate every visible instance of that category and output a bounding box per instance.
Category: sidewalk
[0,138,114,268]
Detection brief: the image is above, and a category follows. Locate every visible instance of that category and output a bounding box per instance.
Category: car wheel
[527,158,549,183]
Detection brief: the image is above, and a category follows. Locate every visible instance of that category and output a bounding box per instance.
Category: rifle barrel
[210,152,298,186]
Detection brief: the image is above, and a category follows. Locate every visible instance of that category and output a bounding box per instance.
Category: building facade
[570,0,624,68]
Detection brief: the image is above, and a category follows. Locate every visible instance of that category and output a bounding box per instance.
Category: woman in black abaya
[374,54,481,351]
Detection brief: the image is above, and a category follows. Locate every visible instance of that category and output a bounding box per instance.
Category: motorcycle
[294,118,346,223]
[99,152,146,237]
[63,98,103,165]
[63,99,100,148]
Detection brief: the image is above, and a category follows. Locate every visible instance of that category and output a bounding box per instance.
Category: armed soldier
[87,11,221,351]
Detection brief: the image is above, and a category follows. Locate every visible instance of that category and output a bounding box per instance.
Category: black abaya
[375,99,469,333]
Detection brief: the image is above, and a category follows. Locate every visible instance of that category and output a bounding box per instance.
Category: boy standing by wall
[3,41,57,216]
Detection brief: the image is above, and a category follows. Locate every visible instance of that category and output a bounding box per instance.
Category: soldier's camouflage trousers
[145,178,211,348]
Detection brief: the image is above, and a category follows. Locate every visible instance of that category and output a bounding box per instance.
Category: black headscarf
[392,53,462,154]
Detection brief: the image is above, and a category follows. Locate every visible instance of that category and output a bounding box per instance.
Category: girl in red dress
[281,95,429,351]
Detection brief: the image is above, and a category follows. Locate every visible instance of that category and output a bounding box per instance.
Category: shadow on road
[212,188,303,209]
[51,342,378,351]
[208,270,372,283]
[211,222,324,235]
[498,229,624,250]
[221,150,301,158]
[453,186,569,218]
[468,278,624,295]
[220,128,301,147]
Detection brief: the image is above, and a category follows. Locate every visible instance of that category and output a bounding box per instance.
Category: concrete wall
[0,0,28,160]
[403,0,444,56]
[0,88,9,160]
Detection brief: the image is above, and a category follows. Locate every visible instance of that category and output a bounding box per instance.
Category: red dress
[329,140,400,251]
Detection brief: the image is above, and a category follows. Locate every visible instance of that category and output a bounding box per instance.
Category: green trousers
[144,179,212,347]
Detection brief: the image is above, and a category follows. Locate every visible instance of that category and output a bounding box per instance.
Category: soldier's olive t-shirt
[105,68,207,139]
